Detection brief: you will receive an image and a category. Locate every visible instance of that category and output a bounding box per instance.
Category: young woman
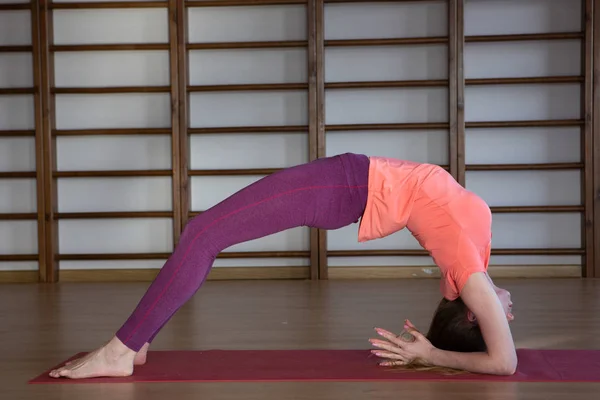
[49,153,517,379]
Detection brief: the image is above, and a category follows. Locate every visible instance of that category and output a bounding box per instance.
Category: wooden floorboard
[4,279,600,399]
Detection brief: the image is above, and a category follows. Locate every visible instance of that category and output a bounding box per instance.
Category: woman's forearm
[428,347,517,375]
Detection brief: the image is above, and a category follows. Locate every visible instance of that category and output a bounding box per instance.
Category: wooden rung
[0,171,36,179]
[325,79,449,89]
[326,122,449,131]
[325,37,448,47]
[466,163,583,171]
[0,213,37,220]
[55,211,173,219]
[0,3,30,10]
[327,248,584,257]
[466,119,584,128]
[490,205,584,213]
[0,254,38,262]
[52,86,171,94]
[187,0,307,6]
[466,32,584,42]
[466,76,583,85]
[0,88,35,95]
[188,83,308,92]
[188,125,308,134]
[0,45,32,52]
[53,170,172,178]
[187,41,307,50]
[51,44,170,52]
[0,130,35,137]
[188,168,282,176]
[53,128,173,136]
[49,1,167,9]
[56,251,309,260]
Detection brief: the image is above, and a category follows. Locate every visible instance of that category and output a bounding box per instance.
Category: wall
[0,0,592,282]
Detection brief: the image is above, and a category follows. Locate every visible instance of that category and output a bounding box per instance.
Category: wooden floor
[4,278,600,399]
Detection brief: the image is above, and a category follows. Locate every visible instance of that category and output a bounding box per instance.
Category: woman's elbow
[495,357,517,375]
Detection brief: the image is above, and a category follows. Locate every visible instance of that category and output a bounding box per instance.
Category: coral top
[358,156,492,300]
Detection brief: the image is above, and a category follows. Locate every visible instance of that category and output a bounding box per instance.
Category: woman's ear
[467,310,477,322]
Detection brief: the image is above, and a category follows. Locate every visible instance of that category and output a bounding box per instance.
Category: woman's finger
[370,350,406,360]
[374,328,406,347]
[369,339,403,354]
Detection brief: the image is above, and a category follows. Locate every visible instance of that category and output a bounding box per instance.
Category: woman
[49,153,517,379]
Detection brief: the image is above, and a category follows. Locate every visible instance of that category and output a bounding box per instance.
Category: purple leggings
[115,153,370,351]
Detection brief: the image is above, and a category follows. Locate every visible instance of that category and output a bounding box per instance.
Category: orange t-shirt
[358,156,492,300]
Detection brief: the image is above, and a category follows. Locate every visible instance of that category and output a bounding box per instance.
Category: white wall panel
[0,179,36,213]
[326,88,448,125]
[465,84,580,122]
[0,10,31,46]
[54,93,171,129]
[465,170,581,207]
[326,130,449,166]
[56,135,171,171]
[58,219,173,254]
[0,221,37,254]
[0,137,36,171]
[57,177,172,213]
[324,1,447,39]
[53,9,169,44]
[328,225,423,251]
[0,95,35,130]
[465,127,580,164]
[465,40,581,79]
[188,49,307,85]
[190,175,264,211]
[0,262,38,272]
[464,0,581,36]
[187,5,307,43]
[54,51,170,87]
[0,53,33,87]
[189,91,308,128]
[189,133,309,170]
[491,213,580,249]
[325,45,448,82]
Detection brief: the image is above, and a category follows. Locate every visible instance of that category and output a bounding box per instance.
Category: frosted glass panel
[466,170,581,207]
[189,49,307,85]
[464,0,581,36]
[54,51,170,87]
[326,88,448,125]
[55,93,171,129]
[325,2,447,39]
[188,5,307,42]
[189,91,308,128]
[325,45,448,82]
[0,262,38,272]
[0,221,37,254]
[326,130,449,166]
[189,133,309,169]
[490,213,580,249]
[56,135,171,171]
[58,219,173,254]
[327,224,422,250]
[191,176,263,211]
[53,9,169,45]
[57,177,172,212]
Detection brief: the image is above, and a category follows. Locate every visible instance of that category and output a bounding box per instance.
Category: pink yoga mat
[29,349,600,384]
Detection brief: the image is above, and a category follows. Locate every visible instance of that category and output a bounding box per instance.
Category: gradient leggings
[115,153,370,351]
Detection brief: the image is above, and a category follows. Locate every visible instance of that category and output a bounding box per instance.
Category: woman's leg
[49,153,370,379]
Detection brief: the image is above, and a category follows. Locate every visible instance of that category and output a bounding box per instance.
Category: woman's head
[425,297,487,353]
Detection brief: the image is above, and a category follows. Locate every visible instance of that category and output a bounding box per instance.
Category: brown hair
[393,297,486,375]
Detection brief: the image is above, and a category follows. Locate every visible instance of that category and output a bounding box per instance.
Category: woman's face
[495,286,514,322]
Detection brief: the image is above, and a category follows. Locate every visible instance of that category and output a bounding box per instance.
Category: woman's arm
[425,272,517,375]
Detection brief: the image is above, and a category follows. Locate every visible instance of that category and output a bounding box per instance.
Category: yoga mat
[29,349,600,384]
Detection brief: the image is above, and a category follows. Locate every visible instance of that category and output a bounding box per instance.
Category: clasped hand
[369,319,435,367]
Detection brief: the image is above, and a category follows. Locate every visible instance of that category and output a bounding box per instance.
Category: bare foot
[65,342,150,366]
[49,336,136,379]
